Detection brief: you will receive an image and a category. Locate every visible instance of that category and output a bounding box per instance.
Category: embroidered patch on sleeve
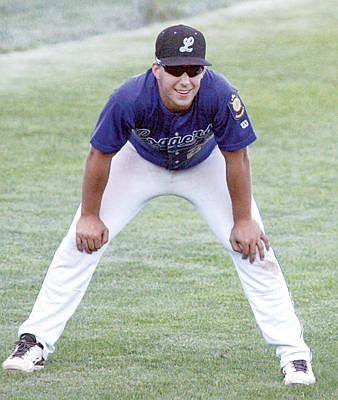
[227,93,245,120]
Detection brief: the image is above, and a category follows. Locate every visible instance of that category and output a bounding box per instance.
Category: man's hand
[230,219,270,263]
[76,214,109,254]
[76,146,113,254]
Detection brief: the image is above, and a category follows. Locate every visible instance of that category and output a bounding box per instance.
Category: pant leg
[171,147,312,367]
[19,143,169,359]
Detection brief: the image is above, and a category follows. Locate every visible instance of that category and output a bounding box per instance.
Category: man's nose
[179,72,191,83]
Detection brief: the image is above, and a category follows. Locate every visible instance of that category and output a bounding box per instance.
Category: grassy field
[0,0,249,53]
[1,0,337,399]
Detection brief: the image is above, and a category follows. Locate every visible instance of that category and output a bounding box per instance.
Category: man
[3,24,315,385]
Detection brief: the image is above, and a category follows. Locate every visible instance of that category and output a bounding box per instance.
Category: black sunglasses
[160,64,204,78]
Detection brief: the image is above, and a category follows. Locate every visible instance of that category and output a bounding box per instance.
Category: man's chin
[172,97,193,111]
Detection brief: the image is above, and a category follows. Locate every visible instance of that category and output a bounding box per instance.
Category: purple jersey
[90,68,256,170]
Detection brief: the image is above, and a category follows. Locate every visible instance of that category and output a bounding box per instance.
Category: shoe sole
[284,378,316,385]
[2,361,44,373]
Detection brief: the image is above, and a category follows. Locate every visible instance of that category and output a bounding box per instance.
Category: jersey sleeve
[212,81,257,151]
[90,94,133,153]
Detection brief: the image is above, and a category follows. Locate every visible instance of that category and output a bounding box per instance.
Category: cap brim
[159,56,212,66]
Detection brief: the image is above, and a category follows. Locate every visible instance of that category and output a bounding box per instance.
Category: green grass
[0,0,245,53]
[1,0,337,399]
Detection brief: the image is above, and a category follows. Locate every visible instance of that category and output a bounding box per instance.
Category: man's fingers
[261,233,270,251]
[230,234,252,260]
[256,233,270,262]
[249,235,270,263]
[247,240,256,263]
[102,228,109,246]
[76,235,94,254]
[230,237,242,254]
[76,235,83,252]
[76,216,109,254]
[256,239,265,261]
[93,228,109,251]
[76,231,109,254]
[85,238,94,254]
[230,221,270,264]
[94,238,103,251]
[241,242,250,260]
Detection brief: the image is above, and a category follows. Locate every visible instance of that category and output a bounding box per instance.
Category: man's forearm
[81,147,114,217]
[221,147,269,262]
[221,148,252,223]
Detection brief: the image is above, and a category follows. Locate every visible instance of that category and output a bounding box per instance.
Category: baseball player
[3,24,315,385]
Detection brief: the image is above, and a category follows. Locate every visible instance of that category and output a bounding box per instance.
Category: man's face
[152,63,205,113]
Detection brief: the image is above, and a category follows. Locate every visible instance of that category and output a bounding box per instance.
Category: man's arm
[76,145,115,254]
[221,147,269,263]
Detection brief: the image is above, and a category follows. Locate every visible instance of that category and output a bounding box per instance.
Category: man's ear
[152,62,161,79]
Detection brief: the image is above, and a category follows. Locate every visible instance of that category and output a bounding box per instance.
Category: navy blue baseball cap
[155,24,212,66]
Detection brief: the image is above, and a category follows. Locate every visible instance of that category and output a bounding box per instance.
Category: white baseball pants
[19,142,312,367]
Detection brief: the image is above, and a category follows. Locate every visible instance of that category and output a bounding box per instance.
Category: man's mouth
[176,89,191,96]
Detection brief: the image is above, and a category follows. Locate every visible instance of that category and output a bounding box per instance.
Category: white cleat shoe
[282,360,316,385]
[2,333,45,372]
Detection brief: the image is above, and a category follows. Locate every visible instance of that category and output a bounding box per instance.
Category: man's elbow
[221,147,249,164]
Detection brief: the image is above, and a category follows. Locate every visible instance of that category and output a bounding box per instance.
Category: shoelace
[13,339,42,358]
[290,360,308,373]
